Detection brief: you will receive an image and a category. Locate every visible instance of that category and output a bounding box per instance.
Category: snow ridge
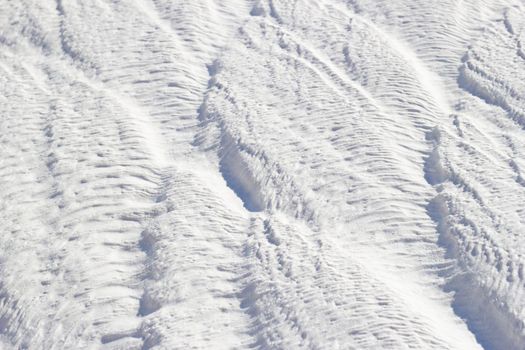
[2,0,525,349]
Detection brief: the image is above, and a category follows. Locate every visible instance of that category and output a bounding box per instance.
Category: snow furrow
[2,0,525,349]
[198,2,481,347]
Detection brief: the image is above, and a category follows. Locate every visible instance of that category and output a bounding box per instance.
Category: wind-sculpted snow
[1,0,525,349]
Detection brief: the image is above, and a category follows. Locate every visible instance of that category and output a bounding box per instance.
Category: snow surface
[1,0,525,349]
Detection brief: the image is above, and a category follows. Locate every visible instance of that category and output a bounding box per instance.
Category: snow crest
[2,0,525,349]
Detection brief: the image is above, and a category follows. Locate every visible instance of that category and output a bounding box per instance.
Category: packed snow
[1,0,525,349]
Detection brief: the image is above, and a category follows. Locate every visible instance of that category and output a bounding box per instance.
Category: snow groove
[3,0,525,349]
[352,0,525,348]
[0,0,253,348]
[425,128,525,349]
[198,1,482,348]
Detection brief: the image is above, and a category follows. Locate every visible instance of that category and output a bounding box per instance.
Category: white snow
[1,0,525,349]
